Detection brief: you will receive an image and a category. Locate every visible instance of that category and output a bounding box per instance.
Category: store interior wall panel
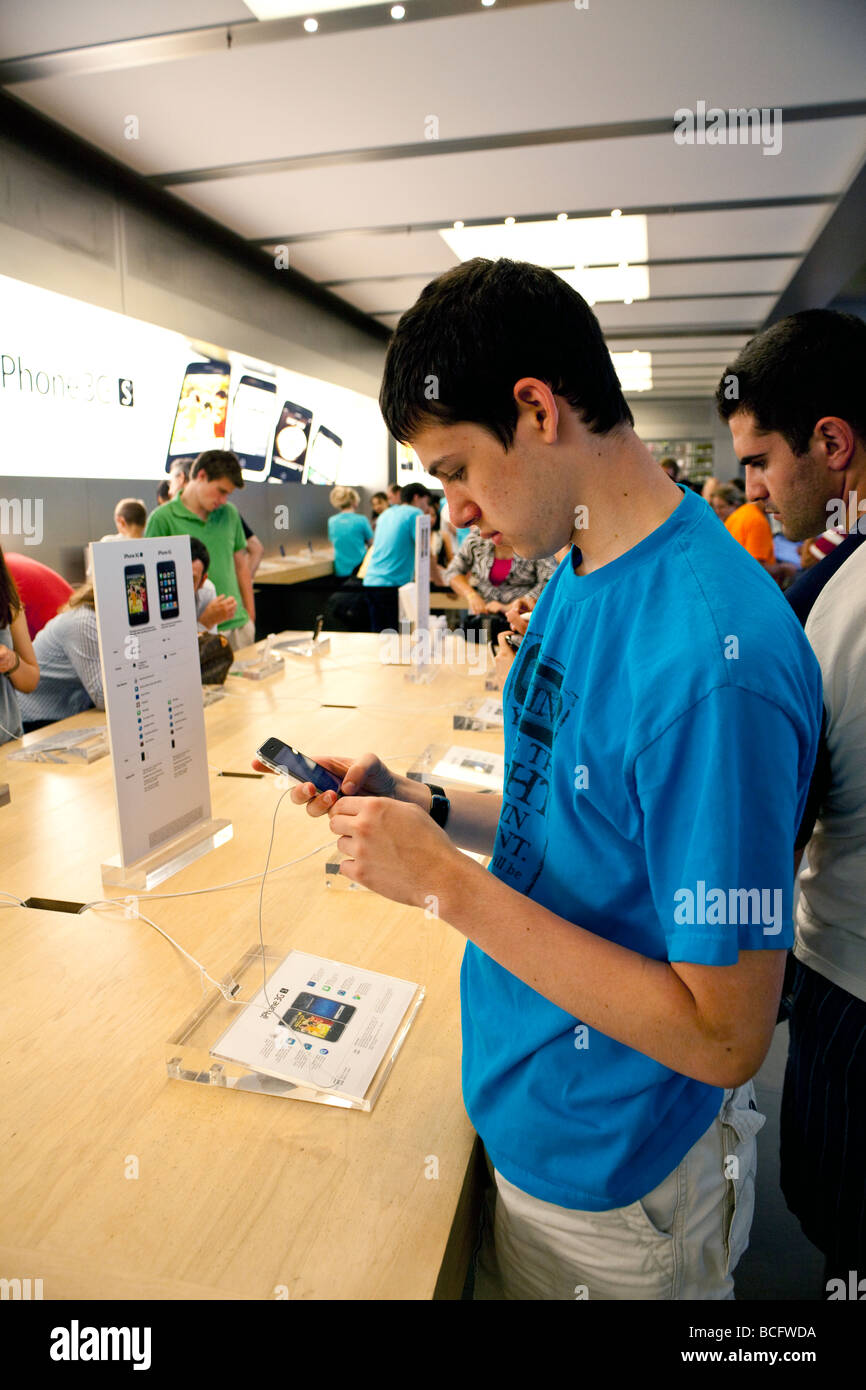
[0,476,377,587]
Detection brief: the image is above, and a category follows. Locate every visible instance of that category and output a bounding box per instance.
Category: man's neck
[179,483,208,521]
[569,430,686,575]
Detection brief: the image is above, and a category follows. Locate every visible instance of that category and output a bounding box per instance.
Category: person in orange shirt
[708,484,796,585]
[711,484,775,562]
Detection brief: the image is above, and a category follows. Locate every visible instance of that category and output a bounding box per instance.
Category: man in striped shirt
[717,308,866,1292]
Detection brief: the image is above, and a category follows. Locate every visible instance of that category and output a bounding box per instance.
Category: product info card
[92,536,212,866]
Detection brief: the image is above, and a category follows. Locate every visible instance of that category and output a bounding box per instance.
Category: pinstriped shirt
[18,605,104,725]
[444,534,558,605]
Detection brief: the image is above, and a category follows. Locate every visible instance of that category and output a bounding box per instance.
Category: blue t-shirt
[363,504,418,587]
[328,510,373,577]
[461,487,822,1211]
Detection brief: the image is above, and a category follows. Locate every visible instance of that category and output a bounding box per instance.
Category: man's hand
[251,750,431,816]
[486,600,508,614]
[328,796,459,905]
[505,595,534,628]
[200,594,237,629]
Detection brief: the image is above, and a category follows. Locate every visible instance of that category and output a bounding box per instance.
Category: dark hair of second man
[379,257,634,449]
[715,309,866,456]
[400,482,429,505]
[192,449,245,489]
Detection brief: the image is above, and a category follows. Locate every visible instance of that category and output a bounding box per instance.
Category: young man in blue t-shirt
[278,259,822,1299]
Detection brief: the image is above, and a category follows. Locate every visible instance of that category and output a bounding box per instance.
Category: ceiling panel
[6,0,866,170]
[285,231,460,282]
[3,0,864,398]
[640,258,800,296]
[0,1,253,61]
[169,120,866,241]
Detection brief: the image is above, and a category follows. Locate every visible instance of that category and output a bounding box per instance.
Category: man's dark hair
[189,537,210,572]
[379,257,634,449]
[192,449,244,489]
[400,482,429,505]
[156,480,171,504]
[716,310,866,454]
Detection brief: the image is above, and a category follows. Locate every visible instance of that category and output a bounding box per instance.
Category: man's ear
[813,416,856,472]
[513,378,559,441]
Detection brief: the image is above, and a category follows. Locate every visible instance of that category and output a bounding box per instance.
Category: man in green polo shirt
[145,450,255,650]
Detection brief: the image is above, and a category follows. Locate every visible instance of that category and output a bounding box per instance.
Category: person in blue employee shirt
[360,482,427,629]
[277,257,823,1301]
[327,486,373,577]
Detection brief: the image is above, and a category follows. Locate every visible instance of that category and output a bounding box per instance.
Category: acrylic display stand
[166,944,424,1112]
[452,696,504,731]
[202,685,228,706]
[9,725,109,764]
[269,629,331,659]
[229,651,284,681]
[407,743,505,793]
[101,817,233,892]
[0,783,9,807]
[273,635,331,658]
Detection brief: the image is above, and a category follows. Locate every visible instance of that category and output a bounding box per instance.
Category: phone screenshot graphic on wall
[124,564,149,626]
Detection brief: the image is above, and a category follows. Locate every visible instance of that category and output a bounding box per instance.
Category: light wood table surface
[0,635,503,1300]
[255,552,335,585]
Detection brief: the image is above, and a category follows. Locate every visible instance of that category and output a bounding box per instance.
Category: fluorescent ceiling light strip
[246,0,375,13]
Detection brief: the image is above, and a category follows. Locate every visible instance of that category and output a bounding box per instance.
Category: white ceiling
[2,0,865,398]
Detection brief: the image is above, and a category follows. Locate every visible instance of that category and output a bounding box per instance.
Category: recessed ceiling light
[482,0,496,7]
[390,4,405,16]
[613,350,652,392]
[557,212,568,221]
[440,216,649,305]
[453,220,464,230]
[248,0,371,13]
[610,208,622,219]
[624,297,633,304]
[303,17,318,31]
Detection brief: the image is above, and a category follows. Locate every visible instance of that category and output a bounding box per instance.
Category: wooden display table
[0,635,502,1300]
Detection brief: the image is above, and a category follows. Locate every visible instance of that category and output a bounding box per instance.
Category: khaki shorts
[225,620,256,653]
[474,1081,765,1301]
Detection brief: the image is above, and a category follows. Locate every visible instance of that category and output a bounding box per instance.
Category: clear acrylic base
[101,816,233,891]
[166,945,424,1111]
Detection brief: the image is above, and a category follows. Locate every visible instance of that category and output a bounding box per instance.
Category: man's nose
[446,487,480,530]
[744,465,768,504]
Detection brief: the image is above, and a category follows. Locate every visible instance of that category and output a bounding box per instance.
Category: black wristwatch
[427,783,451,829]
